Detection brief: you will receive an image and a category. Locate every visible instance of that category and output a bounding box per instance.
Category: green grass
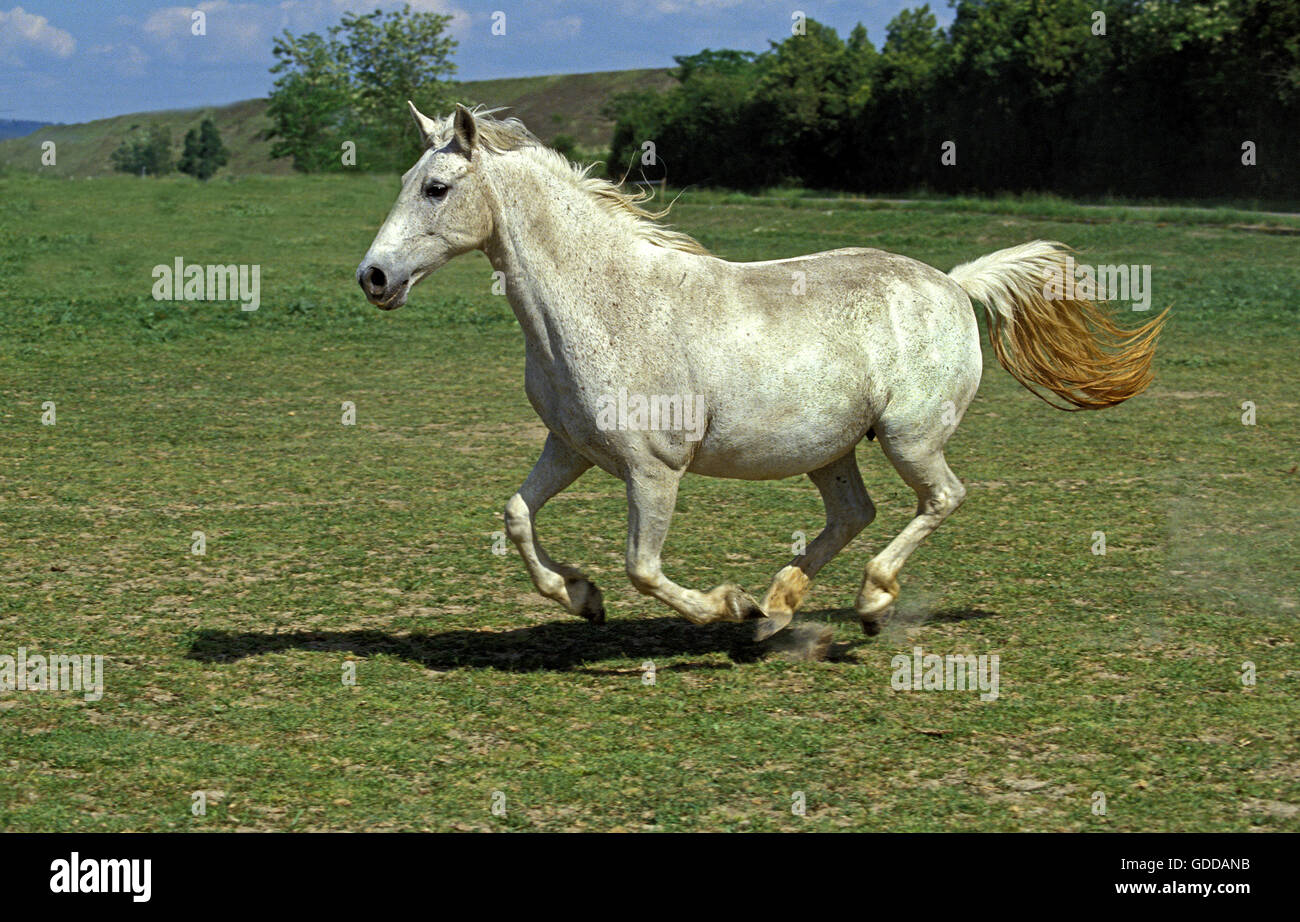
[681,187,1300,229]
[1,173,1297,831]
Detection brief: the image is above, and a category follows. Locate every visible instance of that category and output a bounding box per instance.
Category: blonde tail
[950,240,1167,410]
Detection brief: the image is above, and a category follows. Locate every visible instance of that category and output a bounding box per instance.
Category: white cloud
[651,0,748,13]
[85,43,151,78]
[142,2,264,58]
[114,44,152,78]
[541,15,582,39]
[0,6,76,65]
[603,0,753,20]
[137,0,469,62]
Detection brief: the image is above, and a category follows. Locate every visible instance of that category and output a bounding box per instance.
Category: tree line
[605,0,1298,202]
[110,117,229,180]
[251,1,1295,201]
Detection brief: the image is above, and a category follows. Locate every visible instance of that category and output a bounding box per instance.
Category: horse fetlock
[761,565,811,616]
[856,563,899,634]
[626,560,660,595]
[704,584,763,622]
[755,566,810,640]
[856,582,898,616]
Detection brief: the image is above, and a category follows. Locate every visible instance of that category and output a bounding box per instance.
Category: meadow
[0,172,1297,831]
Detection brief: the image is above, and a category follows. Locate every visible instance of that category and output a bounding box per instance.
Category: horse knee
[504,493,531,543]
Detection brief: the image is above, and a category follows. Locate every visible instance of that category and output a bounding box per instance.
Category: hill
[0,69,673,178]
[457,69,674,148]
[0,120,51,140]
[0,98,292,179]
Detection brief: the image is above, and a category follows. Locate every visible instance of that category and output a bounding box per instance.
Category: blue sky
[0,1,953,123]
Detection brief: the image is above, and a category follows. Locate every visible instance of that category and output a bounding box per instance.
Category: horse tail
[949,240,1167,411]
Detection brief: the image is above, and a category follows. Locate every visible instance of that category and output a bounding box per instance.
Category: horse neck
[482,153,644,346]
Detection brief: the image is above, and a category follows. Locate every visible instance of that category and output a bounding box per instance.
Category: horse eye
[425,181,449,200]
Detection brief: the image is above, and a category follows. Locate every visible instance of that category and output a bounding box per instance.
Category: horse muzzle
[357,262,410,310]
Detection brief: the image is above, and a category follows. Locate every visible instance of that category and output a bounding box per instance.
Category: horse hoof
[754,609,794,641]
[569,578,605,624]
[859,610,889,636]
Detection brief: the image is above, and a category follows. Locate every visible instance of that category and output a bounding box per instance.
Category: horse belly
[687,402,873,480]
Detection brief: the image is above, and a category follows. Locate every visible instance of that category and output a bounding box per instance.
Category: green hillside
[0,69,673,178]
[0,98,294,179]
[457,69,674,148]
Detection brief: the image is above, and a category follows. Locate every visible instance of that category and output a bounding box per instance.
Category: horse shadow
[186,606,997,674]
[803,605,997,626]
[187,617,768,674]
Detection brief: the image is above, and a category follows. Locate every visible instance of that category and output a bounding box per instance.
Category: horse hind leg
[756,451,876,640]
[856,431,967,635]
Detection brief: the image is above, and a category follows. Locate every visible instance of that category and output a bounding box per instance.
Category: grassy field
[0,172,1297,832]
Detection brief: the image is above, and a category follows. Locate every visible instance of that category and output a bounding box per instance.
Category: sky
[0,0,954,124]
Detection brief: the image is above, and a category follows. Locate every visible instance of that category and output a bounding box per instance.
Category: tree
[862,5,947,191]
[606,50,768,188]
[178,117,229,180]
[110,124,173,176]
[337,5,457,154]
[265,3,457,172]
[178,129,200,177]
[755,20,880,187]
[551,133,578,160]
[606,23,881,190]
[603,2,1299,201]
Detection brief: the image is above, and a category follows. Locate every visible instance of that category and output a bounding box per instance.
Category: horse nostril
[361,266,387,294]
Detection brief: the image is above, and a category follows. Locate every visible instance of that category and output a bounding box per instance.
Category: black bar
[0,832,1288,909]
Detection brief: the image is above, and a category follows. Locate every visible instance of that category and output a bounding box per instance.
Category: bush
[178,118,229,181]
[109,125,173,177]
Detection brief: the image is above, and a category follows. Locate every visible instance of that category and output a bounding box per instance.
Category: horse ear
[453,103,478,154]
[408,100,438,148]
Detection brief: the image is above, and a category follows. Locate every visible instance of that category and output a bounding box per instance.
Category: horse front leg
[505,433,604,622]
[624,464,765,624]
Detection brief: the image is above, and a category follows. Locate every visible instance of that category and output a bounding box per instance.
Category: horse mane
[426,106,709,256]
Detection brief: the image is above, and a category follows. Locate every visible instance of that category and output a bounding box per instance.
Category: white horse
[358,104,1165,645]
